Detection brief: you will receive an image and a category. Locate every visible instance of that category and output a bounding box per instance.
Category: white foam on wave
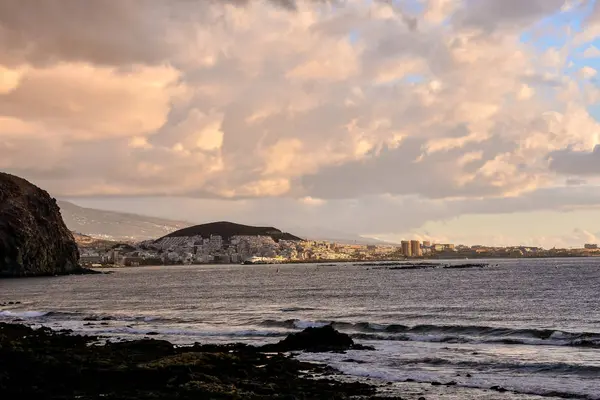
[355,331,597,348]
[302,339,600,400]
[336,364,399,382]
[293,320,329,329]
[0,310,49,318]
[80,325,285,338]
[298,350,441,384]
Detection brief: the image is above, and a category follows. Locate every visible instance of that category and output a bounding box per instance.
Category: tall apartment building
[433,243,455,252]
[401,240,411,257]
[410,240,422,257]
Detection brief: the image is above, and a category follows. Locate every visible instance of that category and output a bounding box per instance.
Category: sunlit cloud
[2,0,600,246]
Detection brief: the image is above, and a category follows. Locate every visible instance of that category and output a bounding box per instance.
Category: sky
[1,0,600,248]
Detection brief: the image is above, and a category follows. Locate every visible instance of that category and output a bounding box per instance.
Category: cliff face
[0,173,80,277]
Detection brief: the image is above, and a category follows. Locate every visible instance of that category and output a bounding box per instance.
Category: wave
[84,326,286,338]
[397,357,600,376]
[260,319,600,348]
[0,310,49,318]
[0,309,182,324]
[337,363,600,400]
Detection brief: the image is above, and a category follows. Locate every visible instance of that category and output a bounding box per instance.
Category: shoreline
[86,255,598,270]
[2,259,596,400]
[0,322,386,399]
[0,321,568,400]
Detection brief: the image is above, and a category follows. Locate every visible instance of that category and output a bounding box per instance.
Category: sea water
[1,259,599,399]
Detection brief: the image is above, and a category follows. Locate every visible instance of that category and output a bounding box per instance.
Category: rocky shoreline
[0,322,394,399]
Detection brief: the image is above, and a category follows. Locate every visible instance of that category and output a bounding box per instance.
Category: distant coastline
[87,253,600,270]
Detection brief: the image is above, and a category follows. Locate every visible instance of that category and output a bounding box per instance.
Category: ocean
[1,258,599,399]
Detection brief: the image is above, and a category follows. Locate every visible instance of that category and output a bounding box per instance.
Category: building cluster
[80,235,402,266]
[78,235,600,267]
[399,240,454,257]
[442,244,600,258]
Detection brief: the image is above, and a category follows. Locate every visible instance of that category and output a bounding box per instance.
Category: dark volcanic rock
[160,221,303,242]
[262,325,374,352]
[0,172,81,277]
[0,322,376,399]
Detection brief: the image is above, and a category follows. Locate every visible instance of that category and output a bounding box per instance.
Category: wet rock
[261,325,373,353]
[108,338,174,353]
[0,173,81,277]
[0,322,376,399]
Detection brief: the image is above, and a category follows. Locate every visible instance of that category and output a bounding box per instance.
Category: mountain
[71,231,118,249]
[281,225,397,245]
[161,221,303,242]
[1,173,80,277]
[58,200,192,242]
[57,201,391,245]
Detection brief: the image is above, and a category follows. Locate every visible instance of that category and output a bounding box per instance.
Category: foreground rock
[0,323,377,399]
[262,324,374,352]
[0,172,82,277]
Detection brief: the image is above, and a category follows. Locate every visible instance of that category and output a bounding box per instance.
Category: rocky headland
[0,322,386,399]
[0,172,85,277]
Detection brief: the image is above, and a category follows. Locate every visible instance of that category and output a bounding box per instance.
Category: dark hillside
[159,221,303,242]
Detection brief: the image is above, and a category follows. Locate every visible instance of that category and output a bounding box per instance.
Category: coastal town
[77,230,600,267]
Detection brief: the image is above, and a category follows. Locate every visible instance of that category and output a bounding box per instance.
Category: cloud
[452,0,567,32]
[550,145,600,176]
[1,0,600,247]
[583,45,600,58]
[0,0,184,67]
[0,63,182,140]
[579,66,598,79]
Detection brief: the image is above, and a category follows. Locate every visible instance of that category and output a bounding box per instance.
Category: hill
[161,221,304,242]
[57,201,385,245]
[0,172,80,277]
[283,225,397,245]
[58,200,192,241]
[71,231,120,249]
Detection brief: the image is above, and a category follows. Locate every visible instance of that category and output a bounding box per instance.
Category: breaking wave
[0,310,49,318]
[397,357,600,376]
[260,319,600,348]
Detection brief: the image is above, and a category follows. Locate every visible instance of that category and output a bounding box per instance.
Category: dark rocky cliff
[0,172,80,277]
